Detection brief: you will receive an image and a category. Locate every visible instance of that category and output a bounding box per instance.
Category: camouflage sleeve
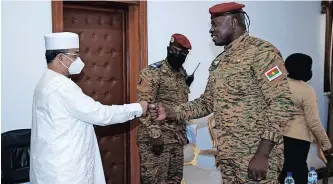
[137,69,161,138]
[251,45,295,143]
[174,74,214,120]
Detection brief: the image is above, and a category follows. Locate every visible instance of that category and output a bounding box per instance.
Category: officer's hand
[185,75,194,87]
[139,101,148,117]
[248,154,268,181]
[148,103,166,121]
[151,136,164,155]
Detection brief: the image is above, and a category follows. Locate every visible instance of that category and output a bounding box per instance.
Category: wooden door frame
[51,1,147,184]
[322,1,333,142]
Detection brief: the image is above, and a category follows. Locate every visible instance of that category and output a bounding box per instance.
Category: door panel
[63,4,128,184]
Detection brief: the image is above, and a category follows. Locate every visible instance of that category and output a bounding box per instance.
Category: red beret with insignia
[209,2,245,16]
[170,33,192,50]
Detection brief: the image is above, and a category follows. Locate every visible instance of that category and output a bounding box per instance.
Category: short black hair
[45,49,67,64]
[285,53,313,82]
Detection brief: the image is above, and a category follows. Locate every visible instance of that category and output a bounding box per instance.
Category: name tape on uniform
[265,66,282,81]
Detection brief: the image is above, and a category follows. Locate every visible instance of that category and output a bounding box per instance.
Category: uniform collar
[161,59,187,77]
[224,31,249,52]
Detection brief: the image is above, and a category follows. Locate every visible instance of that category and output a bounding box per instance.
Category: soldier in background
[137,33,194,184]
[149,2,296,184]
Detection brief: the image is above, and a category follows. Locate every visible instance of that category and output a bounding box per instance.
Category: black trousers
[279,136,311,184]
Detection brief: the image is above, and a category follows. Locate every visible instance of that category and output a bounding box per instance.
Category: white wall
[1,0,328,167]
[1,1,52,132]
[147,1,327,168]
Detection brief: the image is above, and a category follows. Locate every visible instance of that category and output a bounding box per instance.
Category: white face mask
[59,53,85,75]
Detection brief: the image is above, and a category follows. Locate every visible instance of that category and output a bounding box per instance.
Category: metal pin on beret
[209,2,245,17]
[170,33,192,50]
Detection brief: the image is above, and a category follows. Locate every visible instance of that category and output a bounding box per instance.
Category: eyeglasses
[64,53,79,60]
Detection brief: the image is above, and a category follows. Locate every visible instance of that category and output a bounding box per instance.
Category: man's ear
[58,54,63,62]
[230,17,238,29]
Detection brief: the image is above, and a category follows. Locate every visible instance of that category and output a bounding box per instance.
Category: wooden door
[63,3,129,184]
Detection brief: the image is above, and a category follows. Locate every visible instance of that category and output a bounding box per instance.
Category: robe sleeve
[55,81,143,126]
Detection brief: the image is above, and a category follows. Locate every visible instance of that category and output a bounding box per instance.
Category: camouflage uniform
[137,60,190,184]
[175,32,295,184]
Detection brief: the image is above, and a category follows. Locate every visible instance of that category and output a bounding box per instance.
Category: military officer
[137,33,194,184]
[149,2,296,184]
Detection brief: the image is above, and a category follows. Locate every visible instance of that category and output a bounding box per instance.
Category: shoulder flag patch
[265,66,282,81]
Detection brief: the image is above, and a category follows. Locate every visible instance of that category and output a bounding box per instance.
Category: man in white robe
[30,32,148,184]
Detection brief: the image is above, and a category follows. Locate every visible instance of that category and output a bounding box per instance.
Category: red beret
[209,2,245,15]
[170,33,192,50]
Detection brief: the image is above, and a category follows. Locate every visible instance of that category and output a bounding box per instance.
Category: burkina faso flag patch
[264,66,282,81]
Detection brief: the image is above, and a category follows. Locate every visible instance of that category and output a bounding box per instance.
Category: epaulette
[149,61,163,69]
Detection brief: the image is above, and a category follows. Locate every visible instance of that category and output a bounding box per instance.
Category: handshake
[139,101,169,121]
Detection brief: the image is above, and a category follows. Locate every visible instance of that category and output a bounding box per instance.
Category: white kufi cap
[44,32,79,50]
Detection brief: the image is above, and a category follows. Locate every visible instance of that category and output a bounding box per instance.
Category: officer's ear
[230,17,238,29]
[57,53,64,62]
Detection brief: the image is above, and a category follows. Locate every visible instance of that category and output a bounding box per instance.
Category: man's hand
[248,139,274,181]
[148,103,166,120]
[248,154,269,181]
[139,101,148,117]
[324,147,333,161]
[151,136,164,155]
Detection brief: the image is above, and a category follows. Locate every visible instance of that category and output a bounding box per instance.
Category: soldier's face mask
[167,46,188,70]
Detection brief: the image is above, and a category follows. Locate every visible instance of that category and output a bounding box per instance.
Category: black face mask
[166,45,188,70]
[167,52,186,70]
